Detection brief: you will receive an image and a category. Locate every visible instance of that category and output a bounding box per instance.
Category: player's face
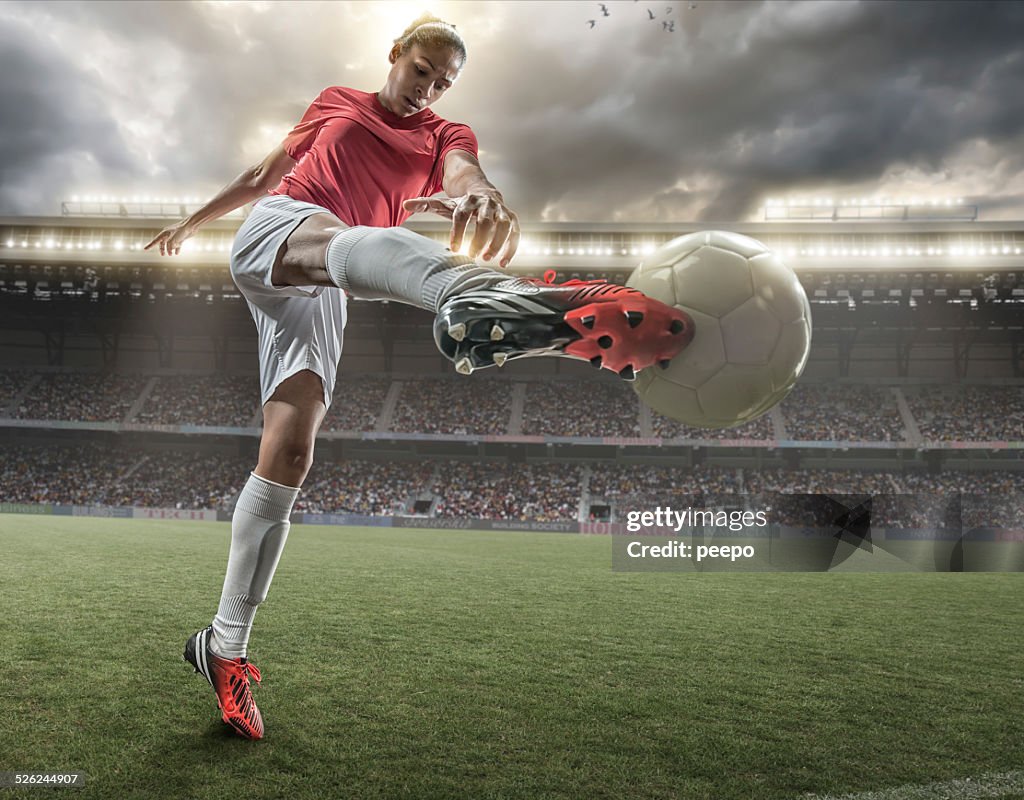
[380,43,462,117]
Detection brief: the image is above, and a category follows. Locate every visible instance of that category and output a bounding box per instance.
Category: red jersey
[268,86,478,227]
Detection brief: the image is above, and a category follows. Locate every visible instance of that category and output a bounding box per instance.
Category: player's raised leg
[274,215,696,380]
[184,368,327,740]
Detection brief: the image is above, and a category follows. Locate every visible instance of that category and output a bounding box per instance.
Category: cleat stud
[590,355,603,369]
[669,319,685,335]
[658,358,672,370]
[493,352,508,367]
[625,310,644,328]
[448,322,467,342]
[597,335,613,349]
[490,324,505,341]
[580,315,596,329]
[618,365,635,381]
[455,357,474,375]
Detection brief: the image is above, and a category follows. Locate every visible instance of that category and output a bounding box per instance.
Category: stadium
[3,197,1023,518]
[3,197,1023,798]
[3,1,1024,798]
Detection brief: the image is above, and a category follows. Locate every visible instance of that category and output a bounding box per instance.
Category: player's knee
[260,441,314,485]
[278,443,314,474]
[364,226,468,269]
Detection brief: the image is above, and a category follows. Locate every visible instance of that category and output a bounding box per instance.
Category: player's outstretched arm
[402,149,520,268]
[144,144,297,256]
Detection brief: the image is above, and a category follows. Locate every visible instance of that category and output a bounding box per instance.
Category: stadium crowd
[321,375,391,432]
[136,374,260,427]
[433,461,582,521]
[108,450,252,509]
[2,370,1022,447]
[390,378,511,435]
[651,412,775,440]
[1,449,1021,525]
[0,443,128,505]
[778,384,907,441]
[521,381,641,438]
[0,369,36,412]
[589,463,743,519]
[298,458,436,515]
[907,386,1024,442]
[12,372,148,423]
[743,468,897,494]
[742,468,1024,528]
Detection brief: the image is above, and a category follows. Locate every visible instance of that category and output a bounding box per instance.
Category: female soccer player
[146,15,691,740]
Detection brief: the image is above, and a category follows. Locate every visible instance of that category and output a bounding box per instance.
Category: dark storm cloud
[0,11,136,212]
[0,0,1021,221]
[453,0,1024,221]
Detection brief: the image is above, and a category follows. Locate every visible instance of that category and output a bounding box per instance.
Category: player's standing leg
[184,196,345,741]
[184,370,325,740]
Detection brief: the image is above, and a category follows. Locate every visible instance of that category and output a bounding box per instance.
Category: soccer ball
[627,230,811,429]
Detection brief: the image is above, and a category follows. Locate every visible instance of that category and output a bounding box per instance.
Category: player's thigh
[273,213,349,287]
[263,371,326,433]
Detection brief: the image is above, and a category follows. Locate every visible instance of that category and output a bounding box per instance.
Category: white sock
[325,225,503,311]
[211,471,299,659]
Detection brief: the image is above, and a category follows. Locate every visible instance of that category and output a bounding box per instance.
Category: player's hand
[403,191,520,268]
[144,220,196,256]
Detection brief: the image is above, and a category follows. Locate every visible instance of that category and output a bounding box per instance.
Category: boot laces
[238,659,262,685]
[222,657,262,686]
[219,659,261,713]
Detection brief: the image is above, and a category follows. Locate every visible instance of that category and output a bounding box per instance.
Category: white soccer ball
[627,230,811,429]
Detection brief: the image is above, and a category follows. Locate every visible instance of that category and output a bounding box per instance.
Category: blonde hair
[393,13,466,66]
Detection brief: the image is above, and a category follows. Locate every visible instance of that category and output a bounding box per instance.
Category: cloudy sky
[1,0,1022,222]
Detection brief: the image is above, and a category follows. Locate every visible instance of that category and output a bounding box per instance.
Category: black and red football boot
[433,271,694,380]
[184,626,264,740]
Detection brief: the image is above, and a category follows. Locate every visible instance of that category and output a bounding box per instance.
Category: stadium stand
[651,412,775,440]
[521,381,641,437]
[1,443,132,505]
[321,374,391,432]
[588,463,743,519]
[136,374,260,427]
[779,384,907,441]
[109,450,252,509]
[390,378,512,435]
[0,369,36,412]
[298,458,436,515]
[2,368,1022,445]
[743,468,898,494]
[1,442,1021,526]
[12,372,148,423]
[432,461,582,521]
[2,216,1023,531]
[905,385,1024,441]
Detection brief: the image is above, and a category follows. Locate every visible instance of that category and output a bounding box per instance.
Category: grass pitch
[1,515,1022,800]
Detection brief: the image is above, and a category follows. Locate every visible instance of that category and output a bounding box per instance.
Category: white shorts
[229,194,348,409]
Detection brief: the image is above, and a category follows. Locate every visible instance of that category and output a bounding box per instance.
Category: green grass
[0,515,1022,800]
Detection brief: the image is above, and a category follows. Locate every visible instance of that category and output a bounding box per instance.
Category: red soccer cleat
[183,626,264,740]
[433,270,694,380]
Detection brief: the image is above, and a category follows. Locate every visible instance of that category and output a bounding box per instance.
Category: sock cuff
[235,471,299,521]
[326,226,376,291]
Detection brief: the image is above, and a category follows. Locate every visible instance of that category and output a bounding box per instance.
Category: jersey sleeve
[426,123,480,197]
[280,90,328,161]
